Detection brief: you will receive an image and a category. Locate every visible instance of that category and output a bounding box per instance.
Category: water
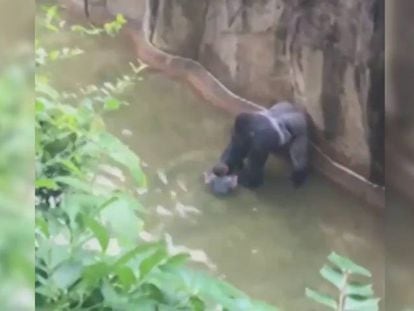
[45,13,414,310]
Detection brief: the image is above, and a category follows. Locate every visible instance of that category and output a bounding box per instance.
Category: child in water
[203,163,238,195]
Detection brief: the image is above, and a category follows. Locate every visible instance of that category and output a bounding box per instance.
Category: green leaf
[51,260,82,289]
[83,215,109,252]
[54,176,91,193]
[115,266,136,290]
[328,252,372,277]
[101,280,129,308]
[113,243,160,269]
[57,159,83,176]
[101,196,143,244]
[116,13,126,25]
[36,100,45,112]
[160,253,190,270]
[320,264,346,289]
[45,5,58,19]
[305,288,338,310]
[344,296,380,311]
[139,247,168,280]
[36,216,49,237]
[189,296,205,311]
[35,178,58,190]
[49,50,60,60]
[83,262,110,286]
[104,97,121,111]
[48,245,70,270]
[345,282,374,297]
[60,193,101,228]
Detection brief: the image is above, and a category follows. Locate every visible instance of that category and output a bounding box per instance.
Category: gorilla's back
[268,102,308,136]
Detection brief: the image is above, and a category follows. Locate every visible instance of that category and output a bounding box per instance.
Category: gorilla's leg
[288,134,309,187]
[239,148,269,188]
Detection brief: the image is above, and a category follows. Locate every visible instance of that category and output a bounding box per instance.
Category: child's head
[212,163,229,177]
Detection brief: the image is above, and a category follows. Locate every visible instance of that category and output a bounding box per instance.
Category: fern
[306,252,380,311]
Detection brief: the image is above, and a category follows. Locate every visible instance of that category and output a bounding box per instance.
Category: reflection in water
[49,24,412,310]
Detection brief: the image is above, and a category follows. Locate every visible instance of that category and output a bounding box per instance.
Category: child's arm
[203,171,214,184]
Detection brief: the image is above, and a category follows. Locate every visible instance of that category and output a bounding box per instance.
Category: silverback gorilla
[219,101,309,188]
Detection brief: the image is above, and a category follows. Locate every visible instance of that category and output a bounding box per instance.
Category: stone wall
[106,0,146,20]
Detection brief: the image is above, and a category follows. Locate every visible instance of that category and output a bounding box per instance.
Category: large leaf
[35,178,58,190]
[139,248,169,280]
[344,296,380,311]
[113,242,160,269]
[51,260,82,289]
[305,288,338,310]
[160,253,190,270]
[82,262,111,286]
[83,215,109,252]
[54,176,92,193]
[101,196,143,244]
[101,280,129,309]
[60,193,102,228]
[345,282,374,297]
[115,266,136,290]
[320,264,346,289]
[328,252,371,277]
[189,296,205,311]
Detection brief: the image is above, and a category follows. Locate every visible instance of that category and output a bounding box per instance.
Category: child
[203,163,238,196]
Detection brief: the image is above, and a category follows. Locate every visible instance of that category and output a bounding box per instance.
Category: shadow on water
[45,19,413,310]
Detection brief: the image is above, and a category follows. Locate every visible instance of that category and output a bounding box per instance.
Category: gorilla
[218,101,309,188]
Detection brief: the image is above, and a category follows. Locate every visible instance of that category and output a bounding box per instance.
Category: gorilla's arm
[288,134,309,187]
[238,143,269,188]
[220,132,249,173]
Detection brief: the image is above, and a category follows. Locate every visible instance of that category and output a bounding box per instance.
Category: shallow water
[45,14,414,310]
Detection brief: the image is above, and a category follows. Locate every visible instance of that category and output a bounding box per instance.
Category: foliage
[306,252,380,311]
[0,58,34,310]
[35,5,278,311]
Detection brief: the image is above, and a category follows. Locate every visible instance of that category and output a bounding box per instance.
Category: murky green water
[46,13,414,310]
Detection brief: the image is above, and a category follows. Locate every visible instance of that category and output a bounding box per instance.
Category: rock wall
[106,0,384,187]
[386,0,414,202]
[144,0,384,185]
[106,0,146,20]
